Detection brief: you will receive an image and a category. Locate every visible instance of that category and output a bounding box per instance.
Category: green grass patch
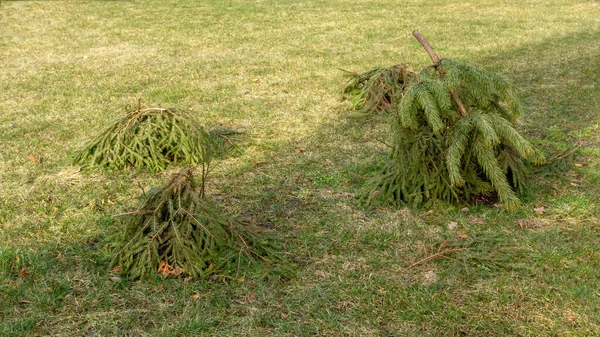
[1,0,600,335]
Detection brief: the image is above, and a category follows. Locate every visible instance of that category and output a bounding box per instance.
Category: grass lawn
[1,0,600,336]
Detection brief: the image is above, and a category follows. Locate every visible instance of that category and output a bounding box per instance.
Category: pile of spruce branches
[344,31,545,210]
[72,101,291,280]
[73,102,237,172]
[112,168,289,280]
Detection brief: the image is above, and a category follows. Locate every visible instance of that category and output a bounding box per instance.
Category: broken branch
[405,247,468,270]
[412,30,468,116]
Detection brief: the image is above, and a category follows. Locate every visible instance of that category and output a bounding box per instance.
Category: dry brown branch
[401,53,409,89]
[405,247,468,270]
[547,139,584,162]
[412,30,468,116]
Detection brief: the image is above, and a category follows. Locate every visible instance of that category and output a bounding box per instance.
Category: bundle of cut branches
[73,104,225,172]
[112,168,288,280]
[352,31,545,210]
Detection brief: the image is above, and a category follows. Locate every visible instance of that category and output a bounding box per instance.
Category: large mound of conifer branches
[345,31,545,210]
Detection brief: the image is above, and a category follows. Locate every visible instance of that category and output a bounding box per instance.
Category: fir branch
[447,117,474,187]
[472,141,520,209]
[343,65,414,114]
[417,81,445,134]
[473,112,501,147]
[399,82,420,129]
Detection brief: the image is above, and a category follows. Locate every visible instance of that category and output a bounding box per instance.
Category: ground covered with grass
[1,0,600,336]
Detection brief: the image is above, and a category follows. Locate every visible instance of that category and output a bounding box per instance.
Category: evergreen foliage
[112,168,289,280]
[343,66,413,114]
[73,104,235,172]
[347,57,545,210]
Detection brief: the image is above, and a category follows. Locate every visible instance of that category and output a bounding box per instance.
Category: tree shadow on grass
[6,28,600,337]
[471,30,600,215]
[223,28,600,336]
[230,27,600,264]
[474,30,600,140]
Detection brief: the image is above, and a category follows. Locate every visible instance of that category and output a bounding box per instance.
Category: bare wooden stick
[412,31,441,63]
[349,172,369,180]
[412,30,468,116]
[547,139,583,162]
[405,247,468,270]
[401,53,409,89]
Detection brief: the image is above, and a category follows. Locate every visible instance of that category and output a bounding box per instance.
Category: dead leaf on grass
[460,207,469,212]
[27,155,40,163]
[18,263,28,278]
[421,210,434,217]
[157,260,175,276]
[192,293,205,301]
[456,232,470,239]
[534,206,546,215]
[469,215,485,225]
[109,265,121,273]
[248,292,256,303]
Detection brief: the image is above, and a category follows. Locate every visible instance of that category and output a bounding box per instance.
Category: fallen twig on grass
[546,139,583,162]
[349,172,369,180]
[405,242,468,270]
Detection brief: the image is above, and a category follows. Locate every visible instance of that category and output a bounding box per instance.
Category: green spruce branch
[111,167,293,280]
[73,101,239,172]
[347,31,546,210]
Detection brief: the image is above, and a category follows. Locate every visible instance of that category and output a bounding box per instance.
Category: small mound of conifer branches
[112,167,289,280]
[345,31,545,210]
[73,102,237,172]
